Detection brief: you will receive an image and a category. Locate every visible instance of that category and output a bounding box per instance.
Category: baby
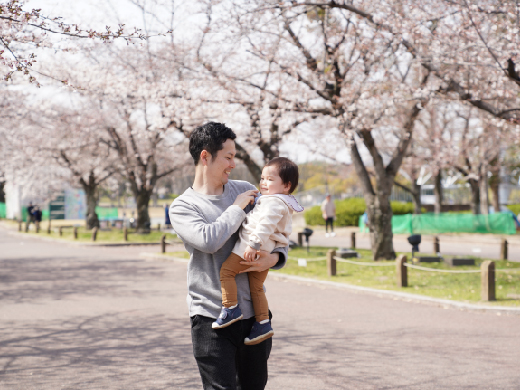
[212,157,303,345]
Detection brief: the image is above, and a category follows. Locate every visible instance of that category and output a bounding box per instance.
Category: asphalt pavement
[1,230,519,389]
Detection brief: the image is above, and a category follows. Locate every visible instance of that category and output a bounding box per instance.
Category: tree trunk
[412,181,422,214]
[350,138,397,261]
[366,192,396,260]
[469,178,480,214]
[136,191,151,233]
[489,171,500,212]
[235,140,262,182]
[434,172,442,214]
[480,165,489,215]
[82,173,99,230]
[0,180,5,203]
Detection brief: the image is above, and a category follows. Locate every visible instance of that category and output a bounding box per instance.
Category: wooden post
[25,222,29,233]
[47,219,51,234]
[433,236,440,253]
[123,227,128,242]
[481,260,495,301]
[157,223,161,231]
[396,254,408,288]
[161,234,166,253]
[35,221,40,233]
[59,226,63,236]
[297,232,304,247]
[18,221,22,232]
[500,239,508,260]
[73,227,78,240]
[326,249,336,276]
[91,227,98,242]
[350,232,356,249]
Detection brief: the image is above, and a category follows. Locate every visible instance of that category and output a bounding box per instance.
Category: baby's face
[260,165,290,195]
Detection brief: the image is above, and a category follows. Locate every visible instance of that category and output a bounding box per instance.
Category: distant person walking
[164,204,171,228]
[34,206,42,223]
[321,194,336,237]
[27,202,35,225]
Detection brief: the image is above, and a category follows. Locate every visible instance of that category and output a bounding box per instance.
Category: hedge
[507,204,520,215]
[305,198,419,226]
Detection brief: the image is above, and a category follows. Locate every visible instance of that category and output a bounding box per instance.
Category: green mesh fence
[0,202,6,219]
[359,213,516,235]
[95,207,119,220]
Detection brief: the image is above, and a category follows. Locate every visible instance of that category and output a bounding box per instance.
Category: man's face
[206,139,236,185]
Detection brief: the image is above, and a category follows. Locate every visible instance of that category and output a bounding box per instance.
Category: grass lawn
[24,227,178,244]
[275,246,520,307]
[163,251,190,259]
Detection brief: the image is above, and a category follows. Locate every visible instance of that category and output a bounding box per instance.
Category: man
[170,122,287,390]
[321,194,336,237]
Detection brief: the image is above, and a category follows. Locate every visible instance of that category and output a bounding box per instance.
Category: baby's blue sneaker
[212,305,243,329]
[244,321,274,345]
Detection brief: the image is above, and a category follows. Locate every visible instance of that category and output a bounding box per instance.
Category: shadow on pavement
[0,313,199,389]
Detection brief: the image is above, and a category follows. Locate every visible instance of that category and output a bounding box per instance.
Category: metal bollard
[433,236,440,253]
[481,260,495,301]
[396,254,407,288]
[500,239,508,260]
[73,227,78,240]
[161,234,166,253]
[351,232,356,249]
[297,232,304,247]
[91,227,98,242]
[327,249,336,276]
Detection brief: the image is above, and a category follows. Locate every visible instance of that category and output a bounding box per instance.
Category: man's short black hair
[189,122,237,165]
[265,157,299,194]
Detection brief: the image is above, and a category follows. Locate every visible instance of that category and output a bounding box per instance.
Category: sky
[22,0,353,166]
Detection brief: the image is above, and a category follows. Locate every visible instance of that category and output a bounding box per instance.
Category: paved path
[1,231,519,389]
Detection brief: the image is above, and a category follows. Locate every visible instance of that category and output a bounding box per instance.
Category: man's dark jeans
[190,313,272,390]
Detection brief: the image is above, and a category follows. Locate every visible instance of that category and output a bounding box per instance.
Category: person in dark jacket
[27,202,35,224]
[164,204,171,227]
[34,206,42,223]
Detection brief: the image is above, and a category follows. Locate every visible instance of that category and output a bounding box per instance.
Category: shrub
[507,204,520,215]
[304,198,420,226]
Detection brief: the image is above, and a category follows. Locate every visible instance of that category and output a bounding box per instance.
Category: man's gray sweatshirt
[169,180,288,320]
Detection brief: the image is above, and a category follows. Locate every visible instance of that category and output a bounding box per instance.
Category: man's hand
[243,246,258,262]
[233,190,259,210]
[239,251,278,273]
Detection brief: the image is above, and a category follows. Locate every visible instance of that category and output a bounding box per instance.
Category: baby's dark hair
[264,157,299,194]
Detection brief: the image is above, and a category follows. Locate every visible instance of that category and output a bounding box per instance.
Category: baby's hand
[243,246,259,262]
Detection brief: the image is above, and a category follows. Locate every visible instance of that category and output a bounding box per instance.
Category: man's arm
[271,246,288,270]
[239,247,287,274]
[170,200,245,254]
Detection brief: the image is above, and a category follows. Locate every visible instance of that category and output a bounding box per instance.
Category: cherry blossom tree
[0,0,171,86]
[208,0,435,259]
[76,44,193,232]
[32,101,121,229]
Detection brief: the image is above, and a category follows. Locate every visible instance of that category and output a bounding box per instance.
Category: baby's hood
[258,194,304,212]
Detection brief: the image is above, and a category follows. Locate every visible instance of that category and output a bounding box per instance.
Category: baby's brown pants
[220,252,269,322]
